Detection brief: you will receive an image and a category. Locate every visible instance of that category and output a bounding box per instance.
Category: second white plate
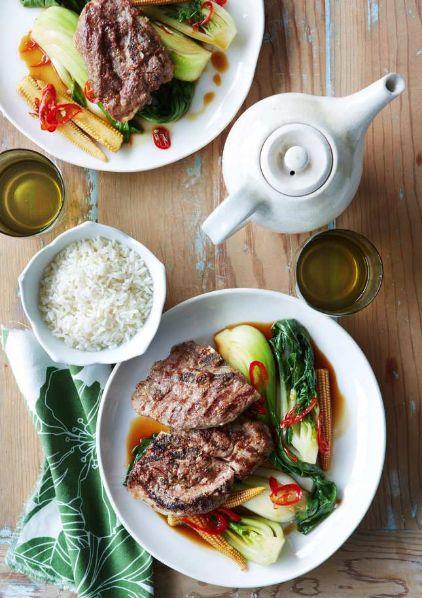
[0,0,264,172]
[97,289,385,588]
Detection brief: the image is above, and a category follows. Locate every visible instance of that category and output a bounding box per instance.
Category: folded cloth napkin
[2,329,153,597]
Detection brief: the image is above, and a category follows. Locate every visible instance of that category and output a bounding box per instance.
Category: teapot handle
[202,186,261,245]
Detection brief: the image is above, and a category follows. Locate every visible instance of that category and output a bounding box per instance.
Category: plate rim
[0,1,264,173]
[96,288,386,588]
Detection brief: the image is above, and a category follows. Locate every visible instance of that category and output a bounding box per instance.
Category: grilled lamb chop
[75,0,174,122]
[127,420,273,516]
[132,341,261,429]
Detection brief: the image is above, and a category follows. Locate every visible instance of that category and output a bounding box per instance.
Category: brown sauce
[213,73,222,86]
[203,91,215,106]
[19,33,67,95]
[312,343,346,435]
[186,92,216,120]
[126,415,169,463]
[282,522,296,536]
[211,51,229,73]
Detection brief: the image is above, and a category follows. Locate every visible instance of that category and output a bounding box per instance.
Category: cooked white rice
[39,236,154,351]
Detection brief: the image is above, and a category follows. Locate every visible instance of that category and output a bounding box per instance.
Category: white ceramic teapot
[202,73,405,244]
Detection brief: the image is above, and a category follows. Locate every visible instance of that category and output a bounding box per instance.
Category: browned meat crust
[75,0,174,122]
[127,420,273,516]
[132,342,261,429]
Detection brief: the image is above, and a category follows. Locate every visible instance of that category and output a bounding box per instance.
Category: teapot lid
[260,123,333,197]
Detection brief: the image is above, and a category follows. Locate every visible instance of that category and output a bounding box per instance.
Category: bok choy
[269,319,337,534]
[271,319,319,464]
[215,321,337,535]
[238,473,307,523]
[151,22,211,82]
[224,515,285,566]
[142,2,237,50]
[31,7,88,90]
[137,80,195,124]
[214,324,277,423]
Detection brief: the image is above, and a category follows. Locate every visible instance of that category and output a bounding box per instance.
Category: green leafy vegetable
[70,80,87,107]
[271,319,319,464]
[215,320,337,534]
[31,7,88,89]
[175,0,203,23]
[214,324,277,425]
[21,0,88,13]
[224,515,285,566]
[269,319,337,534]
[123,437,154,486]
[152,22,211,82]
[137,80,195,124]
[49,56,87,107]
[142,3,237,50]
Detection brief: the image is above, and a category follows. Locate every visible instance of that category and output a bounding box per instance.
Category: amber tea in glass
[0,149,65,237]
[295,229,383,316]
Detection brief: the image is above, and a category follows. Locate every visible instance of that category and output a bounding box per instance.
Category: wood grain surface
[1,0,421,596]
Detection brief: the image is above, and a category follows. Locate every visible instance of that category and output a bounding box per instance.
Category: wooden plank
[1,530,421,597]
[0,126,97,529]
[155,530,422,597]
[331,0,422,532]
[0,544,74,597]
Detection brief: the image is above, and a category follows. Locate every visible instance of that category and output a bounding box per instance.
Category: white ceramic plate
[0,1,264,172]
[97,289,385,588]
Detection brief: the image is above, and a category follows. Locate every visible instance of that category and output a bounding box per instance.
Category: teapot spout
[335,73,405,140]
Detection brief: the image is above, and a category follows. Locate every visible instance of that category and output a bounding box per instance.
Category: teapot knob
[284,146,309,174]
[260,123,333,197]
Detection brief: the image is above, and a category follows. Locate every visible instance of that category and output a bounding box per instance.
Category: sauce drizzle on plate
[19,33,67,94]
[211,51,229,73]
[126,415,169,463]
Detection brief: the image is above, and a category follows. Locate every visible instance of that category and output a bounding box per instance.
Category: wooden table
[1,0,421,595]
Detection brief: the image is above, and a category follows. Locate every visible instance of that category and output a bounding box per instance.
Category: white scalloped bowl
[18,221,166,365]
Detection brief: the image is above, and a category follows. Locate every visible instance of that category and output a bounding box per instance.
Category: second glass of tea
[295,229,383,316]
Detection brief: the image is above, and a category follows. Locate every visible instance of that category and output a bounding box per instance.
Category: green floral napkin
[2,328,153,597]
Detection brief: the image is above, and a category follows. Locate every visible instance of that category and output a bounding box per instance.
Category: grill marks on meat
[127,420,273,515]
[200,419,274,479]
[127,435,234,515]
[75,0,174,122]
[129,340,273,515]
[132,342,261,429]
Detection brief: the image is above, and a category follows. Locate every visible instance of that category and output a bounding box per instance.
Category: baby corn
[183,516,247,570]
[167,487,264,525]
[316,368,332,471]
[33,79,123,153]
[17,76,107,162]
[222,487,265,509]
